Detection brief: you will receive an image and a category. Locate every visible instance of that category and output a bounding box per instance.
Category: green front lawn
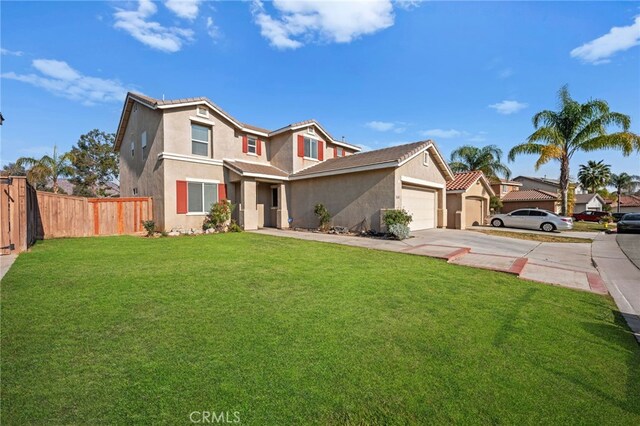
[2,234,639,424]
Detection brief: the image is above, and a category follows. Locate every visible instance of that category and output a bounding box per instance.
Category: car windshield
[623,214,640,221]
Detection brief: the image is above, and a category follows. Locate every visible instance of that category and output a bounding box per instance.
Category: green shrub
[141,220,156,237]
[383,209,412,227]
[204,200,235,231]
[490,196,503,212]
[228,220,243,233]
[314,203,332,231]
[388,223,410,240]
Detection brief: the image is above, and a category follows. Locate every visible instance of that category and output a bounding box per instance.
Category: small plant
[383,209,413,228]
[314,203,332,231]
[490,196,503,213]
[142,220,156,237]
[228,220,243,233]
[388,223,410,240]
[204,200,235,232]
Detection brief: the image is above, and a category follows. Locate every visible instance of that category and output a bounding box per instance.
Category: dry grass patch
[471,229,592,243]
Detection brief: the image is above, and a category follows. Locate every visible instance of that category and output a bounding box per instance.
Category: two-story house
[115,92,454,232]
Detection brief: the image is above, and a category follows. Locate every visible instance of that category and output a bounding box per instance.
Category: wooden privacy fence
[36,192,153,239]
[1,176,153,254]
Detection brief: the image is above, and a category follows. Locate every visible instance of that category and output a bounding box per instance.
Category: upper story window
[501,185,508,193]
[196,106,209,118]
[131,140,135,158]
[336,147,344,157]
[307,126,315,135]
[191,124,209,156]
[304,137,318,159]
[141,131,147,159]
[423,151,429,166]
[247,137,257,154]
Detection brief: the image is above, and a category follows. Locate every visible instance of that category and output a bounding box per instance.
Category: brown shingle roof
[291,141,430,178]
[447,171,485,191]
[574,193,604,204]
[502,189,559,202]
[224,160,289,178]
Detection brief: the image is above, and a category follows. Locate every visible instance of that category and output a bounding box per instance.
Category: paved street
[617,234,640,269]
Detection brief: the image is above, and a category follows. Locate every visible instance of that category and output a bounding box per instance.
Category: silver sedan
[489,209,573,232]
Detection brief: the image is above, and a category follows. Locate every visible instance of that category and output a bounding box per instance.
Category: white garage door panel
[401,186,436,230]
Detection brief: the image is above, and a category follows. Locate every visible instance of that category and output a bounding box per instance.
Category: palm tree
[449,144,511,180]
[577,160,611,194]
[610,172,640,213]
[16,145,74,193]
[508,85,639,215]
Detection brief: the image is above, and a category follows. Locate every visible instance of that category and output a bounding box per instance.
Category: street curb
[446,247,471,262]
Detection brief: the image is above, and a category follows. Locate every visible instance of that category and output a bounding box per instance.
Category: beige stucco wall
[162,106,271,164]
[269,132,294,173]
[118,103,165,227]
[162,160,225,231]
[446,180,491,229]
[394,147,448,228]
[290,168,396,232]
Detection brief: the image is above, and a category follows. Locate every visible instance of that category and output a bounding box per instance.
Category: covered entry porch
[224,160,289,230]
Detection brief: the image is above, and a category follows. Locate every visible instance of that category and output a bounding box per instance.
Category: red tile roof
[446,171,485,191]
[612,195,640,208]
[502,189,559,202]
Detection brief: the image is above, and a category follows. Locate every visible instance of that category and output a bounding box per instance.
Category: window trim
[303,137,319,160]
[131,140,135,158]
[191,123,210,157]
[423,151,429,166]
[247,137,257,155]
[186,180,219,215]
[141,131,147,158]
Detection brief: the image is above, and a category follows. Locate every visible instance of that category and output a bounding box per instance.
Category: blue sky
[1,0,639,180]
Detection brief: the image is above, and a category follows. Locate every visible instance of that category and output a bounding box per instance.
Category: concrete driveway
[618,234,640,269]
[255,228,606,294]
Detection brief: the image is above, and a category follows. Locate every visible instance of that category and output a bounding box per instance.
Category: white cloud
[1,59,129,105]
[251,0,395,49]
[165,0,202,20]
[366,121,395,131]
[114,0,194,53]
[570,16,640,64]
[394,0,420,10]
[498,67,513,79]
[488,100,527,115]
[1,48,24,56]
[206,17,221,41]
[419,129,465,139]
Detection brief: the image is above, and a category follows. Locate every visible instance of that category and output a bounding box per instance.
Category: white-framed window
[307,126,315,135]
[133,103,138,113]
[304,137,318,159]
[271,186,279,208]
[336,147,344,157]
[502,185,508,193]
[132,187,138,195]
[423,151,429,166]
[247,137,257,154]
[131,140,135,158]
[191,123,209,156]
[187,181,218,213]
[141,131,147,158]
[196,106,209,118]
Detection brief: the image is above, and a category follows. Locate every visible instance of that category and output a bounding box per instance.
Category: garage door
[465,198,483,227]
[401,186,436,230]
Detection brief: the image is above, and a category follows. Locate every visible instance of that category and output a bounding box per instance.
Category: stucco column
[240,179,258,230]
[438,189,447,228]
[276,183,289,229]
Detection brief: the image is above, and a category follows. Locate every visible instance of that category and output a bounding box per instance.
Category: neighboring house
[611,195,640,213]
[513,176,586,194]
[446,171,495,229]
[500,189,560,214]
[490,178,522,198]
[115,92,454,232]
[573,193,606,212]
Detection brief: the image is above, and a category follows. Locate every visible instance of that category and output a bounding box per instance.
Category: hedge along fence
[36,192,153,239]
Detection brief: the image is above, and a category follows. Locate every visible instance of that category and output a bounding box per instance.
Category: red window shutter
[333,147,338,158]
[176,180,187,214]
[318,141,324,161]
[297,135,304,157]
[343,149,347,157]
[218,183,227,201]
[256,139,262,156]
[242,136,248,153]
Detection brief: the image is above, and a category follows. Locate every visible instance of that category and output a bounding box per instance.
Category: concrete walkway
[0,254,18,280]
[592,234,640,342]
[254,228,607,295]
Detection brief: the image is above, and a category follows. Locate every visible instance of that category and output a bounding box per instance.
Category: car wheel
[491,219,503,227]
[541,222,555,232]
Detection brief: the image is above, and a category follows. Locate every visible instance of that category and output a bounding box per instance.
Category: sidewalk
[592,233,640,343]
[1,254,18,280]
[254,228,607,295]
